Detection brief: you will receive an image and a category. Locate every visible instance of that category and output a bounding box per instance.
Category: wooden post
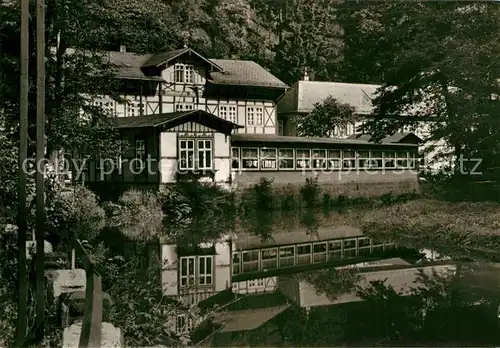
[16,0,30,345]
[35,0,46,339]
[79,270,103,348]
[74,240,103,348]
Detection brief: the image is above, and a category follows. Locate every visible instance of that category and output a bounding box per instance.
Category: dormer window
[174,63,194,83]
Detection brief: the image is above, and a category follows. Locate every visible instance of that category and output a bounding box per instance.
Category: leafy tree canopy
[297,96,360,138]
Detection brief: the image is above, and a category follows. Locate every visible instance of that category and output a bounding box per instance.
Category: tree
[296,96,359,138]
[0,0,123,165]
[105,190,164,242]
[271,0,344,85]
[351,1,500,173]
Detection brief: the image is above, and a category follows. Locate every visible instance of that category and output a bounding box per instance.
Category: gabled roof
[277,80,441,117]
[347,132,424,144]
[102,46,287,89]
[114,110,242,135]
[208,59,287,89]
[142,47,223,71]
[294,263,457,308]
[213,305,291,333]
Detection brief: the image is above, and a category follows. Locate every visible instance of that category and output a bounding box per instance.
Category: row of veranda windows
[231,147,418,170]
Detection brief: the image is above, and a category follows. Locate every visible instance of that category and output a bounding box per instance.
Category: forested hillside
[2,0,500,176]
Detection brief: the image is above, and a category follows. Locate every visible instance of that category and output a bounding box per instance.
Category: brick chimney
[119,45,126,53]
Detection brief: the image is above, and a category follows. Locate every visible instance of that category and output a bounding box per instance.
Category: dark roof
[234,226,363,250]
[208,59,287,88]
[213,305,291,333]
[106,47,287,89]
[52,47,288,87]
[114,110,242,134]
[142,47,223,71]
[347,132,424,144]
[231,133,418,148]
[106,51,162,81]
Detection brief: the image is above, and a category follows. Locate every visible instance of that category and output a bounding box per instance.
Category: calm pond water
[181,207,500,347]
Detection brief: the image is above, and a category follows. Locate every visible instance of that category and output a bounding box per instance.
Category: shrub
[277,184,300,211]
[300,177,320,208]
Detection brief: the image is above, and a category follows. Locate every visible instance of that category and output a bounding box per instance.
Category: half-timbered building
[276,76,450,170]
[82,46,420,195]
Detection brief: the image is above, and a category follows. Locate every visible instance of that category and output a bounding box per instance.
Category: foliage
[296,96,359,138]
[353,1,500,173]
[0,226,18,347]
[300,177,320,208]
[239,177,275,212]
[298,267,362,301]
[285,264,500,346]
[105,190,164,241]
[361,199,500,261]
[271,0,343,84]
[0,0,122,162]
[45,186,106,244]
[86,243,197,347]
[353,265,500,344]
[161,182,236,245]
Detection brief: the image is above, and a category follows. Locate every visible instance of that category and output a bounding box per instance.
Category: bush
[46,186,106,245]
[240,178,275,212]
[105,189,164,241]
[300,177,320,208]
[278,184,300,211]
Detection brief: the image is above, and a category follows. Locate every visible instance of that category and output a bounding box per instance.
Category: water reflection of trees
[283,264,500,346]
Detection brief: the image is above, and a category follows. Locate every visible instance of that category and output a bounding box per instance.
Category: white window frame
[126,100,144,117]
[261,247,278,261]
[219,105,228,120]
[231,147,240,170]
[297,243,312,256]
[247,107,255,125]
[179,139,195,170]
[357,150,371,169]
[370,150,384,169]
[296,149,311,169]
[278,148,295,170]
[328,149,342,170]
[176,314,193,335]
[396,151,409,169]
[342,149,356,169]
[409,152,418,169]
[384,151,396,169]
[174,63,194,84]
[259,148,277,170]
[241,147,259,170]
[95,99,115,115]
[312,149,327,169]
[228,106,236,123]
[198,255,213,285]
[197,139,212,170]
[179,139,213,171]
[336,124,348,137]
[256,107,263,125]
[135,139,146,171]
[247,107,263,126]
[175,103,194,112]
[278,119,284,135]
[180,256,196,287]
